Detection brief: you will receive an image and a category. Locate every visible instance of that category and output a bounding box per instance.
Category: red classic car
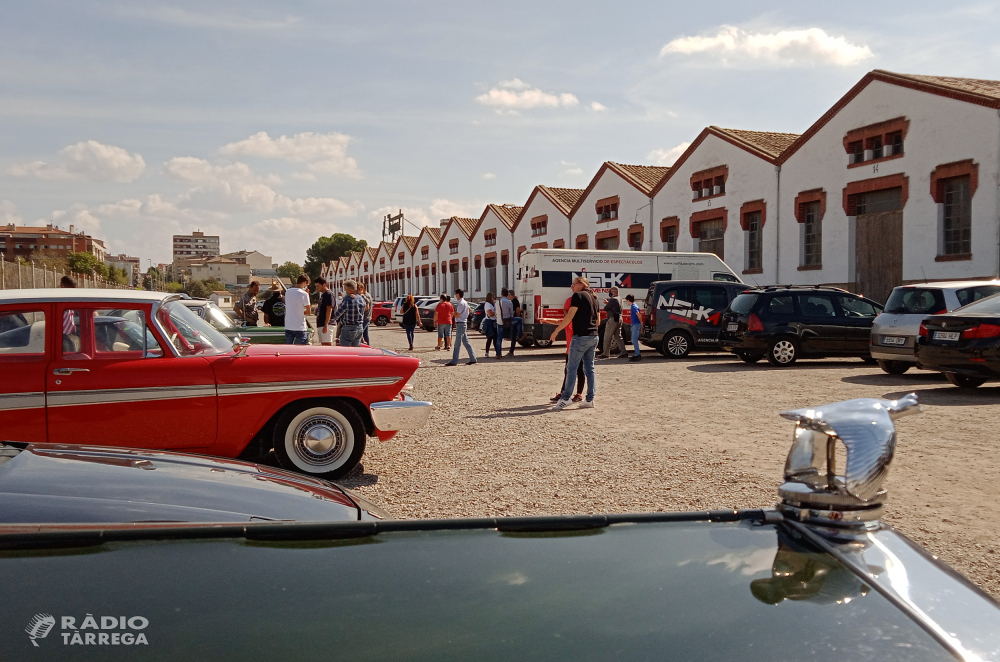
[371,302,393,326]
[0,289,431,479]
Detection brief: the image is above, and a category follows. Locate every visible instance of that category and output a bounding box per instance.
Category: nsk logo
[25,613,149,647]
[572,272,633,288]
[658,294,715,322]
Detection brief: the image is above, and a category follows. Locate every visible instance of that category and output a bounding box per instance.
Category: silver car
[870,280,1000,373]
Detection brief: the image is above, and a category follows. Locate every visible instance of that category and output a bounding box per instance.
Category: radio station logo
[25,613,149,647]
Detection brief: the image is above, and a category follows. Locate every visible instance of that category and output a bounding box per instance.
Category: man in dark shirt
[508,290,524,353]
[261,283,286,327]
[314,277,336,346]
[549,276,599,410]
[596,286,625,359]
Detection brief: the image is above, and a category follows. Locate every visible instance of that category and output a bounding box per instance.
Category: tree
[303,234,367,278]
[185,278,226,299]
[67,251,106,277]
[276,261,303,279]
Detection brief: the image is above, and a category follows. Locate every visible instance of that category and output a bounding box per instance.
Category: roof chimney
[69,224,74,234]
[439,219,449,228]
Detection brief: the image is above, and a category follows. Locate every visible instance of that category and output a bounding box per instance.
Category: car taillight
[747,314,763,332]
[918,323,928,337]
[964,323,1000,339]
[649,309,655,326]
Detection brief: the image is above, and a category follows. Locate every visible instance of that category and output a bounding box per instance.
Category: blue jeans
[497,323,510,354]
[339,324,363,347]
[285,330,308,345]
[632,322,642,356]
[561,335,598,402]
[511,316,523,342]
[362,319,371,345]
[403,323,416,347]
[482,318,497,355]
[452,321,477,363]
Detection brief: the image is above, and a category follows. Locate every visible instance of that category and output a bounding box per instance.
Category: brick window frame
[931,160,978,262]
[421,246,429,260]
[449,259,459,271]
[484,229,497,246]
[739,200,766,275]
[688,208,728,238]
[517,245,527,261]
[844,117,909,168]
[575,234,589,249]
[690,165,728,201]
[530,215,548,236]
[531,241,548,249]
[595,196,619,223]
[484,251,497,263]
[659,216,680,247]
[627,223,644,250]
[449,239,459,254]
[843,174,909,216]
[595,228,620,250]
[397,252,405,265]
[379,257,385,267]
[430,263,436,275]
[474,255,481,269]
[795,189,827,271]
[462,257,468,270]
[553,239,565,249]
[500,250,509,266]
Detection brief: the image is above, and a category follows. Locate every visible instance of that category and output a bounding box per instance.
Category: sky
[3,1,1000,267]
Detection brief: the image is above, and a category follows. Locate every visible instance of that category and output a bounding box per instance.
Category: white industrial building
[324,69,1000,305]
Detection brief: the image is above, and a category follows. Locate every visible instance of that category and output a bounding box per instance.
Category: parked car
[0,441,389,523]
[396,297,435,327]
[419,300,440,332]
[0,289,431,480]
[3,393,997,659]
[915,290,1000,387]
[371,301,392,326]
[719,286,883,366]
[870,281,1000,374]
[470,301,486,331]
[179,298,315,345]
[639,280,752,358]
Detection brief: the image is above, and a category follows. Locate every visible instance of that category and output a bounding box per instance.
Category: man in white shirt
[284,274,312,345]
[445,289,477,366]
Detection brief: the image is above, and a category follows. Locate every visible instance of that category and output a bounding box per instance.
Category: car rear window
[955,285,1000,307]
[884,288,946,315]
[954,291,1000,314]
[766,295,795,316]
[729,294,758,315]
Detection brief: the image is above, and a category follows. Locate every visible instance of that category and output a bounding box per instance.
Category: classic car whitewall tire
[273,402,366,479]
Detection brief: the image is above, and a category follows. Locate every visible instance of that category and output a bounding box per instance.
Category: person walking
[549,276,599,410]
[445,289,477,366]
[496,288,514,358]
[334,280,365,346]
[549,293,585,403]
[481,292,498,358]
[596,286,625,359]
[434,294,454,351]
[358,282,374,346]
[314,277,335,346]
[401,294,418,351]
[626,294,643,362]
[283,274,311,345]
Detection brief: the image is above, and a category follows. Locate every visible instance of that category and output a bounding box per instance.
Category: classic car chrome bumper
[370,393,432,431]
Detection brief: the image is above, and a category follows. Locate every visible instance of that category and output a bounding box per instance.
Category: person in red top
[434,294,455,351]
[549,296,585,403]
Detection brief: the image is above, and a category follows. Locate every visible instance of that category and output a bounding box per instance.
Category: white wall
[653,133,779,284]
[412,230,442,296]
[570,168,652,254]
[512,190,572,284]
[780,80,1000,286]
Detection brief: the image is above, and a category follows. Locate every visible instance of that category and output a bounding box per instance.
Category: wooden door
[855,187,903,305]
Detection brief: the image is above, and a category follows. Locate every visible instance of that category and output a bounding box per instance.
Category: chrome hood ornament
[777,393,920,528]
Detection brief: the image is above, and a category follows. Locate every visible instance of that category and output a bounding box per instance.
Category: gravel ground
[342,324,1000,599]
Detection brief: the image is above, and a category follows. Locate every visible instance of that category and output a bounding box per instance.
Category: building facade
[0,223,107,262]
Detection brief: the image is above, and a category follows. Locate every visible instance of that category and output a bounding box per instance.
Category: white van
[517,249,741,347]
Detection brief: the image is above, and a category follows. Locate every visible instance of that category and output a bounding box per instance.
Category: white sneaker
[578,400,595,409]
[550,399,572,411]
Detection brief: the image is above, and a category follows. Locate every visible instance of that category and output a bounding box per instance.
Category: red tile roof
[449,217,478,239]
[878,70,1000,103]
[607,162,670,194]
[711,127,800,159]
[539,186,584,214]
[424,226,442,246]
[486,204,523,230]
[399,235,418,253]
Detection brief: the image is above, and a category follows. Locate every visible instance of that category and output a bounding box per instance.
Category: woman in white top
[481,292,498,358]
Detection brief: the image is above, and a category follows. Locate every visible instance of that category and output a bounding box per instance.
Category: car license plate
[727,323,739,332]
[934,331,960,342]
[882,336,906,346]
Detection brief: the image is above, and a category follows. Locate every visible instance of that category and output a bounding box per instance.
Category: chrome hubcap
[293,415,347,466]
[773,341,795,363]
[667,336,688,355]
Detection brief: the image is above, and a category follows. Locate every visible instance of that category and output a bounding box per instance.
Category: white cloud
[51,205,103,234]
[647,142,691,166]
[476,79,580,111]
[7,140,145,183]
[96,194,195,219]
[280,196,363,217]
[429,198,480,220]
[589,101,608,112]
[219,131,361,178]
[1,200,22,225]
[125,6,300,32]
[482,172,496,180]
[661,25,873,66]
[561,160,584,176]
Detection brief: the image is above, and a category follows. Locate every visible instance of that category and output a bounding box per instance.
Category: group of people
[479,288,523,358]
[397,290,478,365]
[238,275,377,347]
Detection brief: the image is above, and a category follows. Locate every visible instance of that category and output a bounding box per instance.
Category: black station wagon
[720,286,883,366]
[639,280,751,357]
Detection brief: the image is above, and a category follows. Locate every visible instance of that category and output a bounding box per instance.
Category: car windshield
[884,288,946,315]
[729,293,758,315]
[953,290,1000,315]
[156,299,234,357]
[206,304,236,330]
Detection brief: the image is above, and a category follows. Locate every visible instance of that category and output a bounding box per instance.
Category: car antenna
[745,273,760,287]
[921,266,928,284]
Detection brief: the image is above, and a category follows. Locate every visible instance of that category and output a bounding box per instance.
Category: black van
[639,281,752,357]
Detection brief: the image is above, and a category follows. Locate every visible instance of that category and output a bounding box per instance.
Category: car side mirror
[232,334,250,357]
